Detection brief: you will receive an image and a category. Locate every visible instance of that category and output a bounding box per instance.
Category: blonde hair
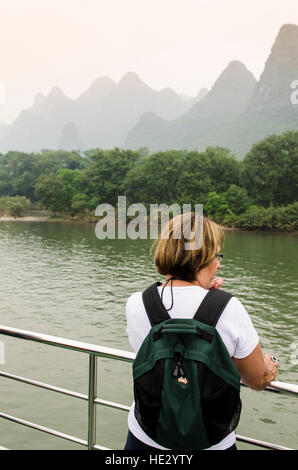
[152,213,223,281]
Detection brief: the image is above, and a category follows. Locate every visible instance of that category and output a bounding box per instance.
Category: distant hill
[125,24,298,158]
[72,72,201,150]
[0,87,76,153]
[224,23,298,155]
[0,73,199,153]
[58,122,84,151]
[179,88,208,103]
[1,23,297,157]
[0,121,7,148]
[125,60,257,152]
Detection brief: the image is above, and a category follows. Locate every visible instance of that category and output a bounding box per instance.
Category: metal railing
[0,324,297,451]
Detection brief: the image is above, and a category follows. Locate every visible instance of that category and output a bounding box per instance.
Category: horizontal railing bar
[0,371,88,401]
[236,434,293,451]
[0,409,293,452]
[2,372,295,417]
[0,371,131,412]
[0,404,293,451]
[240,380,298,397]
[265,380,298,396]
[0,412,87,447]
[1,325,297,396]
[0,325,135,362]
[93,444,111,450]
[95,398,131,412]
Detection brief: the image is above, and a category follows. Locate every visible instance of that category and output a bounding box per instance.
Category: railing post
[87,354,97,450]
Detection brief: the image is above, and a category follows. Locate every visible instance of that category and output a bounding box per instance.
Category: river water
[0,221,297,450]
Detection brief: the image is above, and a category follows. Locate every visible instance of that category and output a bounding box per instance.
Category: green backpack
[133,283,242,450]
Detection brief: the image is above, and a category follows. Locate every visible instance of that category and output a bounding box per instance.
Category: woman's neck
[162,276,201,287]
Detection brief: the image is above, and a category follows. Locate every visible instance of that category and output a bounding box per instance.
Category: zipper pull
[173,353,185,377]
[173,365,179,377]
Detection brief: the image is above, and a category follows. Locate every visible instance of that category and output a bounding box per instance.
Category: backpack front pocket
[134,359,164,440]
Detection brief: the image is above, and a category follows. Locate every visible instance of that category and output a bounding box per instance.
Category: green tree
[225,184,250,215]
[125,150,185,205]
[2,151,40,199]
[0,150,89,201]
[37,150,89,174]
[85,148,140,206]
[0,196,31,217]
[205,191,232,221]
[175,151,214,206]
[175,148,240,207]
[204,147,240,193]
[279,202,298,231]
[70,193,90,214]
[35,169,87,213]
[0,164,12,196]
[241,131,298,207]
[35,174,67,213]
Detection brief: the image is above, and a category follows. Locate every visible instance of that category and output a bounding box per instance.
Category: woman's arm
[232,343,279,391]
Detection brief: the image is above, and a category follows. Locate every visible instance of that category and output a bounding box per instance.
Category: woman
[125,213,278,450]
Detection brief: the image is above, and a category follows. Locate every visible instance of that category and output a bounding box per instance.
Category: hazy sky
[0,0,297,123]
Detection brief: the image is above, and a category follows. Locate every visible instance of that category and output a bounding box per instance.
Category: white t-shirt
[126,285,259,450]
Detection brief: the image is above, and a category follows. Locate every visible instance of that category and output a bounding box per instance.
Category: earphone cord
[160,276,175,311]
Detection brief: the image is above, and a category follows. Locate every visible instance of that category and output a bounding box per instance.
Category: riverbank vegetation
[0,131,297,231]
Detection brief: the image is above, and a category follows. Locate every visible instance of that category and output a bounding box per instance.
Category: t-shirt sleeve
[126,294,138,352]
[126,292,151,353]
[230,297,260,359]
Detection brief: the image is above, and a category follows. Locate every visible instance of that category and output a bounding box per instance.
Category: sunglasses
[215,253,223,262]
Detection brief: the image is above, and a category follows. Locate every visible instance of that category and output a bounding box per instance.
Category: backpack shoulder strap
[142,282,171,327]
[194,288,233,327]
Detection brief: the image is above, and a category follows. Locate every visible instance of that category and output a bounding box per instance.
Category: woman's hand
[209,277,224,289]
[263,354,279,382]
[233,345,279,391]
